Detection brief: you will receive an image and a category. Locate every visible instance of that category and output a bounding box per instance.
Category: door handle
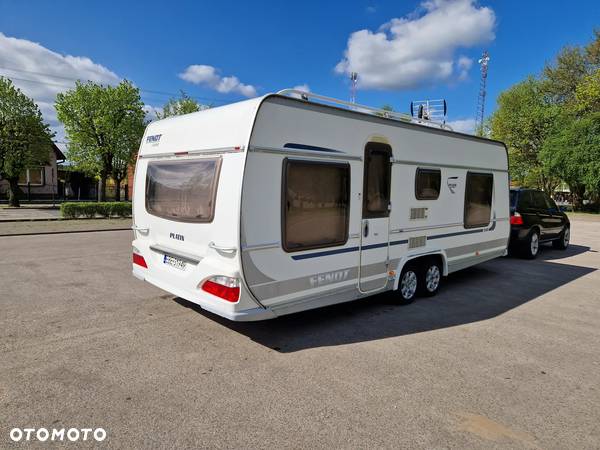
[208,241,237,255]
[363,220,369,238]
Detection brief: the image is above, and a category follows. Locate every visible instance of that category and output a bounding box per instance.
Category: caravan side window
[464,172,493,228]
[282,159,350,252]
[415,168,441,200]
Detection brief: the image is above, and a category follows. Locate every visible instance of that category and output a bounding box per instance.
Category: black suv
[509,188,570,259]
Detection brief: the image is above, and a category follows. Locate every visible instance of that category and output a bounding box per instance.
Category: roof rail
[277,89,453,131]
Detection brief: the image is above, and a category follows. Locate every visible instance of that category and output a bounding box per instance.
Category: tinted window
[510,190,518,207]
[545,194,558,210]
[464,172,493,228]
[517,191,533,209]
[283,159,350,252]
[532,191,549,209]
[146,158,221,223]
[363,143,391,218]
[416,168,441,200]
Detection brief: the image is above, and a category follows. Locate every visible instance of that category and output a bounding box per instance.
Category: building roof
[52,142,66,162]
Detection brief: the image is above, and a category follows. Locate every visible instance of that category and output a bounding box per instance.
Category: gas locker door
[359,143,392,292]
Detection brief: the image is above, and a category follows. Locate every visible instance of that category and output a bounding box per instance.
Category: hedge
[60,202,132,219]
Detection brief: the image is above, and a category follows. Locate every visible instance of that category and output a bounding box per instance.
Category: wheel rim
[530,233,539,255]
[400,270,417,299]
[425,265,441,292]
[564,228,570,246]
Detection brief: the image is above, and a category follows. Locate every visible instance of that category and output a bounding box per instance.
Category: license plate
[163,254,186,270]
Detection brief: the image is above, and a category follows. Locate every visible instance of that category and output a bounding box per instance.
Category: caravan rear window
[282,159,350,252]
[145,158,221,223]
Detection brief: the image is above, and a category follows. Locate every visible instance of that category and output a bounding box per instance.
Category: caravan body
[132,91,510,321]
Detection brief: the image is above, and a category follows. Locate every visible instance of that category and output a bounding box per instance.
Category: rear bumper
[132,269,277,321]
[509,227,530,245]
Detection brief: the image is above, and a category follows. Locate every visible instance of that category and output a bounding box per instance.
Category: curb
[0,228,132,237]
[0,217,64,223]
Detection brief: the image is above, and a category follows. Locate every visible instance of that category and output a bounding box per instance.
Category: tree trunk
[570,183,586,211]
[115,178,121,202]
[7,177,21,207]
[98,173,107,202]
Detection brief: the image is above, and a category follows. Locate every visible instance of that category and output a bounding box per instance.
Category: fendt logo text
[9,427,107,443]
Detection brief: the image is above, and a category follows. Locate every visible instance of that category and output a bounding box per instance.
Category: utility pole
[350,72,358,104]
[475,51,490,135]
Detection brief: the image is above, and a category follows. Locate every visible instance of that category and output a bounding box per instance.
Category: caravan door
[359,143,392,292]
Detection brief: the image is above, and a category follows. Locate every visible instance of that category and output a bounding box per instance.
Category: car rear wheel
[397,264,418,304]
[418,259,442,297]
[553,226,570,250]
[521,229,540,259]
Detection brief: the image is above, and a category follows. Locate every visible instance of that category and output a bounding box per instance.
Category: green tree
[585,28,600,66]
[543,30,599,106]
[490,77,560,191]
[156,91,207,119]
[574,69,600,115]
[56,80,145,201]
[543,46,589,104]
[540,112,600,209]
[0,77,53,207]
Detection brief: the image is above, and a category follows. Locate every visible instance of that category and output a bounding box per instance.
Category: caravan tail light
[132,249,148,268]
[201,276,240,302]
[510,212,524,226]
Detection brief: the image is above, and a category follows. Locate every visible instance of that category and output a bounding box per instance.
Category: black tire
[520,229,540,259]
[553,226,570,250]
[417,258,442,297]
[397,264,419,304]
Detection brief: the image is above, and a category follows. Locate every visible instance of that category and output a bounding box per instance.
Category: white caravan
[132,90,510,321]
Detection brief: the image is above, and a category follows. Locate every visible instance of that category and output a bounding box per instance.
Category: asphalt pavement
[0,218,599,448]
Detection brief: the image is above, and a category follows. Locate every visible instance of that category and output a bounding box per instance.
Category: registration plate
[163,254,186,270]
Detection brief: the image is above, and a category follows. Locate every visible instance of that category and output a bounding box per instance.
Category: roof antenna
[350,72,358,104]
[476,50,490,135]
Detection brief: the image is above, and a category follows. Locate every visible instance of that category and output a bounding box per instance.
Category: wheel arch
[392,252,447,291]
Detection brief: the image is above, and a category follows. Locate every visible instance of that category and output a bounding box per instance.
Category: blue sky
[0,0,598,140]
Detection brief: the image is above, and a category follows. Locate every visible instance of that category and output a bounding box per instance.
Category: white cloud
[447,118,476,134]
[143,104,163,122]
[335,0,495,90]
[292,84,310,92]
[0,32,120,150]
[457,55,473,80]
[179,65,257,97]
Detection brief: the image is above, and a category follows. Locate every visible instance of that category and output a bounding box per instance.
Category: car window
[517,191,533,209]
[510,191,518,207]
[545,194,558,210]
[532,191,549,209]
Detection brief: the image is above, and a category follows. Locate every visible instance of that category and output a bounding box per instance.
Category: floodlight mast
[476,51,490,134]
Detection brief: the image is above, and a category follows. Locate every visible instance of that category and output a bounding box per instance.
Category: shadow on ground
[174,244,595,353]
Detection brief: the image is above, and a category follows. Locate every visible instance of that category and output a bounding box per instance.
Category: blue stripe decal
[427,229,484,240]
[291,239,409,260]
[291,246,359,260]
[284,142,344,153]
[290,227,489,260]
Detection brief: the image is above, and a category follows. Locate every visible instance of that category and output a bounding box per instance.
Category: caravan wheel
[418,259,442,297]
[397,265,418,304]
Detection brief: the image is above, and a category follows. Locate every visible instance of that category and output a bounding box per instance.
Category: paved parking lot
[1,218,599,448]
